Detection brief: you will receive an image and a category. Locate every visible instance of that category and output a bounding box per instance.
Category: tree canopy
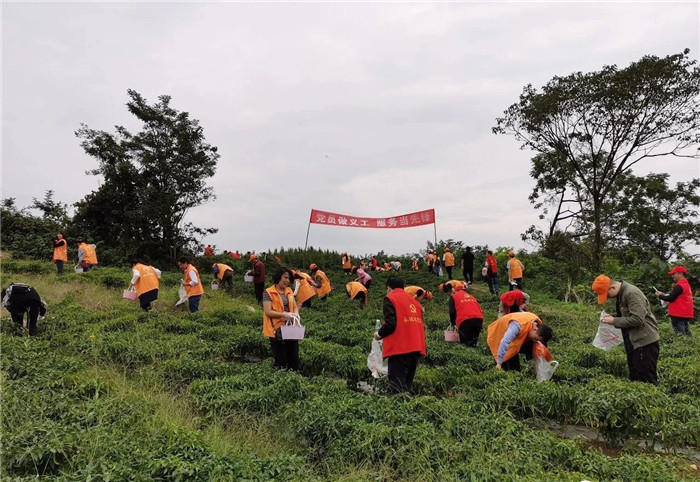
[494,49,700,270]
[75,90,220,264]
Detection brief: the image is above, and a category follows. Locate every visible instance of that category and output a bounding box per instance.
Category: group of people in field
[4,236,694,395]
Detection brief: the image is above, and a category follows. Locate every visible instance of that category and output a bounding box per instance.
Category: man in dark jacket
[460,246,475,284]
[247,254,266,305]
[592,275,660,384]
[2,283,47,336]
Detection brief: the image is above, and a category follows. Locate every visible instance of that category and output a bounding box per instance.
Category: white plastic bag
[367,338,388,378]
[592,310,623,351]
[535,357,559,382]
[175,285,188,306]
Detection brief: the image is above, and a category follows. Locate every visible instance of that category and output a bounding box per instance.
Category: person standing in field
[342,253,352,274]
[309,263,332,300]
[346,281,368,308]
[498,289,531,317]
[263,267,300,371]
[592,275,660,384]
[177,257,204,313]
[293,270,317,308]
[443,248,455,279]
[2,283,47,336]
[371,256,378,271]
[460,246,475,285]
[212,262,235,294]
[427,251,435,274]
[507,251,524,291]
[129,259,161,311]
[443,282,484,347]
[485,250,499,295]
[352,266,372,290]
[655,266,694,336]
[52,232,68,275]
[77,237,98,272]
[247,254,266,305]
[204,245,214,257]
[411,258,419,271]
[374,276,427,394]
[487,312,553,372]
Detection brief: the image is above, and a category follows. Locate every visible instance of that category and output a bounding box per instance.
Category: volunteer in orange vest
[443,283,484,347]
[656,266,694,335]
[443,248,455,279]
[246,254,266,305]
[52,232,68,275]
[507,251,525,291]
[411,258,419,271]
[498,289,531,317]
[346,281,368,308]
[404,285,433,303]
[309,264,332,300]
[177,257,204,313]
[485,250,499,295]
[342,253,352,274]
[374,276,427,394]
[204,245,214,257]
[487,312,553,372]
[293,270,317,308]
[77,237,98,272]
[439,280,467,292]
[263,267,300,371]
[128,259,162,311]
[212,262,235,294]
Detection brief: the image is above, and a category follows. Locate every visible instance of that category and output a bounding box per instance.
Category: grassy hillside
[2,261,699,480]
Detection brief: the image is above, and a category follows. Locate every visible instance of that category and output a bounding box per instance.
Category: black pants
[138,289,159,311]
[9,302,40,336]
[501,340,534,372]
[458,318,483,347]
[363,279,372,290]
[623,335,659,385]
[509,278,523,291]
[219,271,234,294]
[269,338,299,371]
[463,268,473,284]
[302,298,312,308]
[387,352,420,394]
[55,260,64,275]
[353,292,366,308]
[446,266,453,279]
[254,282,264,305]
[670,316,692,335]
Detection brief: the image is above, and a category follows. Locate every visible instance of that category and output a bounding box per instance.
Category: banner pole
[433,217,437,248]
[304,221,311,250]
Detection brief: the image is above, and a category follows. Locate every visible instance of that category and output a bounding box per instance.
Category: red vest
[668,278,694,318]
[382,289,426,358]
[500,290,526,311]
[486,255,498,274]
[451,289,484,328]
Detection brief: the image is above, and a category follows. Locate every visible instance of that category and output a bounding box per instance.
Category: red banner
[309,209,435,229]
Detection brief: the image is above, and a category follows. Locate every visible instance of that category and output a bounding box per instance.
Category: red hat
[668,266,687,275]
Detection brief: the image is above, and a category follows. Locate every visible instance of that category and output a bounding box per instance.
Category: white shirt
[130,267,162,284]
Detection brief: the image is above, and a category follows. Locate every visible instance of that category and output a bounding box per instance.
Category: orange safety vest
[668,278,694,318]
[183,264,204,297]
[404,286,427,301]
[295,274,317,304]
[382,288,427,358]
[52,240,68,262]
[79,243,98,264]
[133,263,159,297]
[214,263,234,280]
[443,252,455,267]
[487,312,542,363]
[346,281,367,300]
[508,257,524,279]
[342,255,351,269]
[411,260,419,271]
[314,270,332,297]
[262,285,296,338]
[452,288,484,328]
[445,280,467,289]
[427,254,435,267]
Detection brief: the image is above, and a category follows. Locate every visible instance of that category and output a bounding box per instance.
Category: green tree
[494,49,700,271]
[75,90,220,264]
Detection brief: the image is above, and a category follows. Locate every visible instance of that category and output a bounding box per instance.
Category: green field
[2,260,699,480]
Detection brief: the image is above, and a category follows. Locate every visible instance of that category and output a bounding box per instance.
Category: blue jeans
[670,317,691,335]
[188,295,201,313]
[488,274,500,294]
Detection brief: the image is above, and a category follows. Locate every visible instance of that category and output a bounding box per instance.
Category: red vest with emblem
[451,288,484,328]
[668,278,694,318]
[382,288,427,358]
[486,255,498,274]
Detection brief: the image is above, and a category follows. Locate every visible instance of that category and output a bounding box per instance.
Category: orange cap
[591,275,611,305]
[425,291,433,300]
[309,263,318,271]
[249,254,258,261]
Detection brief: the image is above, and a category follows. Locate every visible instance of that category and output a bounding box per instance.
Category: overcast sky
[3,2,699,257]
